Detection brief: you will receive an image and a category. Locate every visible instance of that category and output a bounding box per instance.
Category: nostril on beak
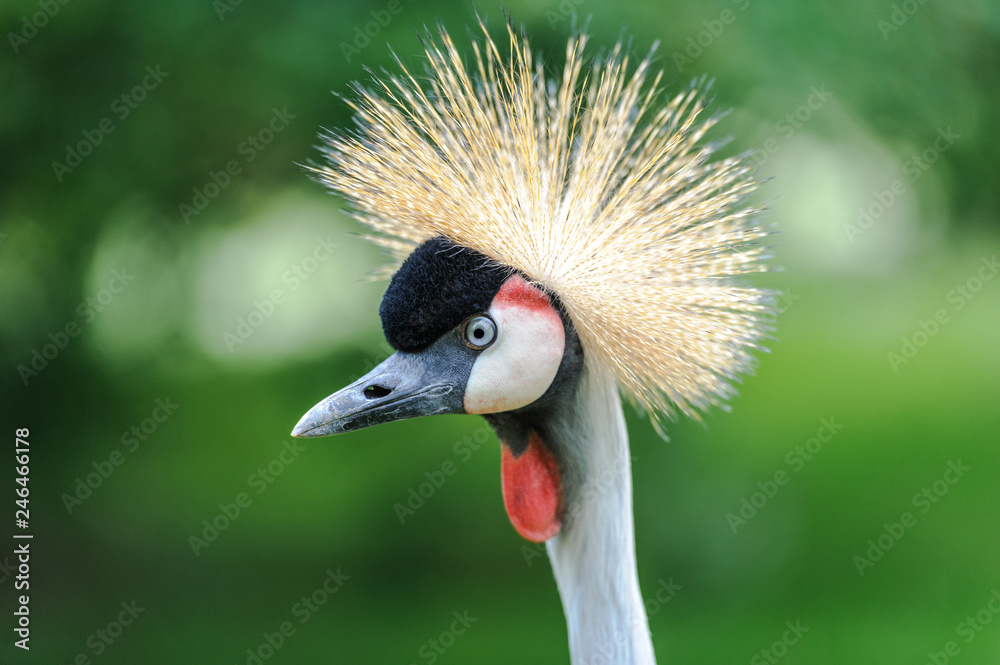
[363,384,392,399]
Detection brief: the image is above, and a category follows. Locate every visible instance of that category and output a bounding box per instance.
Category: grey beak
[291,348,468,438]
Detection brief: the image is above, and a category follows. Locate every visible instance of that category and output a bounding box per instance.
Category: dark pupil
[473,327,485,339]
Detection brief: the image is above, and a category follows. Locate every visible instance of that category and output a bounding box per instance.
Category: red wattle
[500,431,562,542]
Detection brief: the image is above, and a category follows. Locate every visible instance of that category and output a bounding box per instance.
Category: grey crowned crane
[292,19,774,665]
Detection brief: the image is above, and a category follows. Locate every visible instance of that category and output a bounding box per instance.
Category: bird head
[291,18,775,545]
[292,236,584,542]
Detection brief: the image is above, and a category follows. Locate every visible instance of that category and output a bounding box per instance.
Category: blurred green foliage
[2,0,999,663]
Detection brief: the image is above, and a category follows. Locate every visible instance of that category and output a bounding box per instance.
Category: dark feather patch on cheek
[379,237,512,351]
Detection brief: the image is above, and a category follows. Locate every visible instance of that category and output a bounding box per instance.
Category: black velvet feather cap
[379,237,512,351]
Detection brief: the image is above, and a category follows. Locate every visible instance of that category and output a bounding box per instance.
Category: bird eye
[463,315,497,350]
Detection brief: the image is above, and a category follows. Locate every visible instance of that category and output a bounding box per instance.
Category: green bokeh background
[3,0,999,663]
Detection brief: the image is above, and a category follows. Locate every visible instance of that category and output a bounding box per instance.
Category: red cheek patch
[500,431,562,542]
[493,275,554,311]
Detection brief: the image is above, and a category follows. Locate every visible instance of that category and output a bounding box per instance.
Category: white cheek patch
[464,277,565,414]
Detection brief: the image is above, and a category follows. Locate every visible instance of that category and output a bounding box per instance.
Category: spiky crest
[313,18,775,423]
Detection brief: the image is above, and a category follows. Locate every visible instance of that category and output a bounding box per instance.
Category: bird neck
[545,364,656,665]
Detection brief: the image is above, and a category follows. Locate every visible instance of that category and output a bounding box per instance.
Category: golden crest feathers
[314,18,775,423]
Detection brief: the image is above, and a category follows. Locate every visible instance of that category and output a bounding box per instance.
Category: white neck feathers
[545,365,656,665]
